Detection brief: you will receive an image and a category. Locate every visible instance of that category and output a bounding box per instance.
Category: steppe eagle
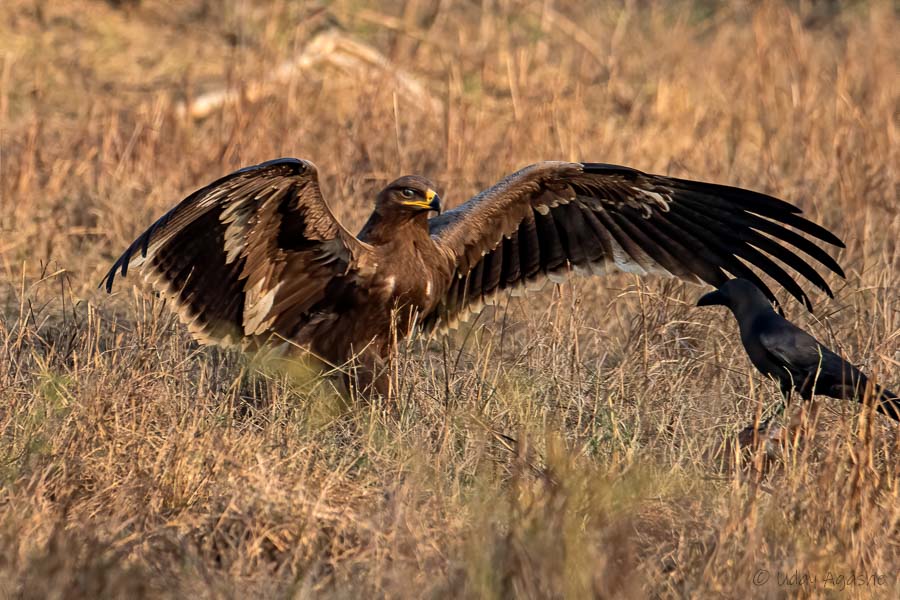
[102,158,845,395]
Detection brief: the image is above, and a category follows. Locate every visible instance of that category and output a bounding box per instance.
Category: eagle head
[377,175,441,215]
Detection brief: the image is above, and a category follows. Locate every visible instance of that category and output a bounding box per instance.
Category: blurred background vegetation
[1,1,897,598]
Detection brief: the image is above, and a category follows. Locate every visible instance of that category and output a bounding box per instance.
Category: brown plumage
[102,158,846,396]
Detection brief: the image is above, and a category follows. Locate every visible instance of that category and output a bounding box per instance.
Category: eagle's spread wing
[427,161,844,329]
[101,158,370,346]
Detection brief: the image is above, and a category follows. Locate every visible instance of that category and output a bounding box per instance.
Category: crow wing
[758,322,833,376]
[758,321,862,393]
[426,161,844,330]
[101,158,371,346]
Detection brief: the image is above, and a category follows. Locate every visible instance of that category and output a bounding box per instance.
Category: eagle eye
[401,188,416,199]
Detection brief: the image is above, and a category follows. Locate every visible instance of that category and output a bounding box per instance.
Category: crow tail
[869,384,900,422]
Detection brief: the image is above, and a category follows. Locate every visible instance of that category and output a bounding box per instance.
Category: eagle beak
[697,289,727,307]
[426,189,441,214]
[400,189,442,213]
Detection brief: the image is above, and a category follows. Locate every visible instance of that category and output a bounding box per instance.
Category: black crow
[697,278,900,422]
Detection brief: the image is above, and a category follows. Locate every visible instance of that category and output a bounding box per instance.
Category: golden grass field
[1,1,898,597]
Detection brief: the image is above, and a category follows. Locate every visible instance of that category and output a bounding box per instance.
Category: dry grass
[1,1,898,597]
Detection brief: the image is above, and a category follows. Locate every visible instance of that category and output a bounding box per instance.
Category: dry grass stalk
[0,0,898,598]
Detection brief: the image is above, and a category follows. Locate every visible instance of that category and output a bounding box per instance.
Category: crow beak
[426,189,442,214]
[697,289,727,307]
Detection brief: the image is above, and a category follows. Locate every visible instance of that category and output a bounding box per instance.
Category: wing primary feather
[673,194,845,278]
[582,166,808,217]
[665,204,814,307]
[646,209,773,294]
[666,181,844,247]
[659,210,791,306]
[671,201,835,296]
[664,177,804,217]
[773,212,845,248]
